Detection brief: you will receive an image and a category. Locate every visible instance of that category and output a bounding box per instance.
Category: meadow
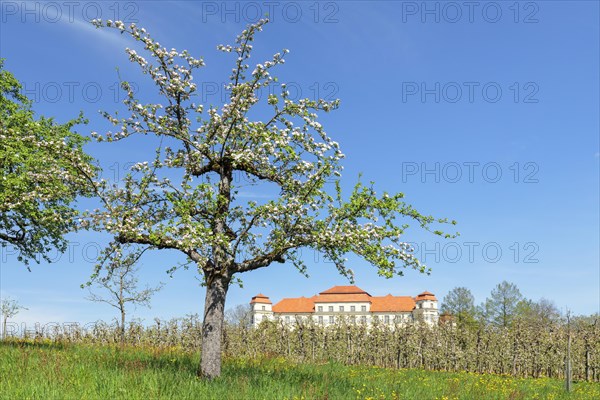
[1,340,599,400]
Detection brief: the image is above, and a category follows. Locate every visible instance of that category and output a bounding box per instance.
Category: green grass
[0,341,598,399]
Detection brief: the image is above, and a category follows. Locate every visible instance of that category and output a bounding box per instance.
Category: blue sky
[1,1,598,328]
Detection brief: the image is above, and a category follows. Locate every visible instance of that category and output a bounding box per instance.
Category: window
[262,305,265,310]
[328,306,333,312]
[329,316,334,324]
[285,316,290,323]
[361,305,367,312]
[339,306,344,312]
[318,306,323,312]
[318,316,323,324]
[360,316,366,324]
[384,315,390,324]
[350,306,356,312]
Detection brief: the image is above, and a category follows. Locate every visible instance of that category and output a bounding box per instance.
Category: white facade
[412,298,439,325]
[250,294,275,326]
[250,286,439,328]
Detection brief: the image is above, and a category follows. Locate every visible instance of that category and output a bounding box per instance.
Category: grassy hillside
[0,341,598,399]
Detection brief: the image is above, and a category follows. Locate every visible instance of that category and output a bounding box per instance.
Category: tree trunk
[586,347,591,381]
[119,275,126,344]
[120,306,126,345]
[565,314,572,392]
[199,274,230,379]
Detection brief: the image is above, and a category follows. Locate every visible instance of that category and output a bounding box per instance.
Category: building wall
[314,301,371,313]
[273,311,416,327]
[251,302,274,327]
[413,299,439,325]
[251,297,439,328]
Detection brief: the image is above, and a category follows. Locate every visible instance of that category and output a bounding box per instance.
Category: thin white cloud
[14,0,131,46]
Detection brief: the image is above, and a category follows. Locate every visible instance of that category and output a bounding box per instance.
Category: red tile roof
[319,285,370,295]
[272,296,315,313]
[415,291,438,301]
[266,287,437,314]
[370,294,415,312]
[313,293,372,303]
[439,312,454,324]
[250,293,272,304]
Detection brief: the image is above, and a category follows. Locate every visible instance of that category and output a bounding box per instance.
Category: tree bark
[120,306,126,345]
[584,327,592,381]
[199,274,230,379]
[120,274,125,344]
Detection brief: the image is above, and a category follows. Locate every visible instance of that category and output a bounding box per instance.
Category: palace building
[249,285,439,328]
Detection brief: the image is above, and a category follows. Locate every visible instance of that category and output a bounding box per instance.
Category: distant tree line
[441,281,564,330]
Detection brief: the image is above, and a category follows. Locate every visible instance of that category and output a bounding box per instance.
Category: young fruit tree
[1,296,27,340]
[86,245,163,343]
[86,19,457,379]
[0,62,96,266]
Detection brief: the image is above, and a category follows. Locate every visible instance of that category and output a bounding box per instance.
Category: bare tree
[516,297,561,327]
[1,297,27,340]
[87,246,163,343]
[225,304,252,329]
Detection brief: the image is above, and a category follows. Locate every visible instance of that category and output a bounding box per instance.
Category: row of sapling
[6,310,599,382]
